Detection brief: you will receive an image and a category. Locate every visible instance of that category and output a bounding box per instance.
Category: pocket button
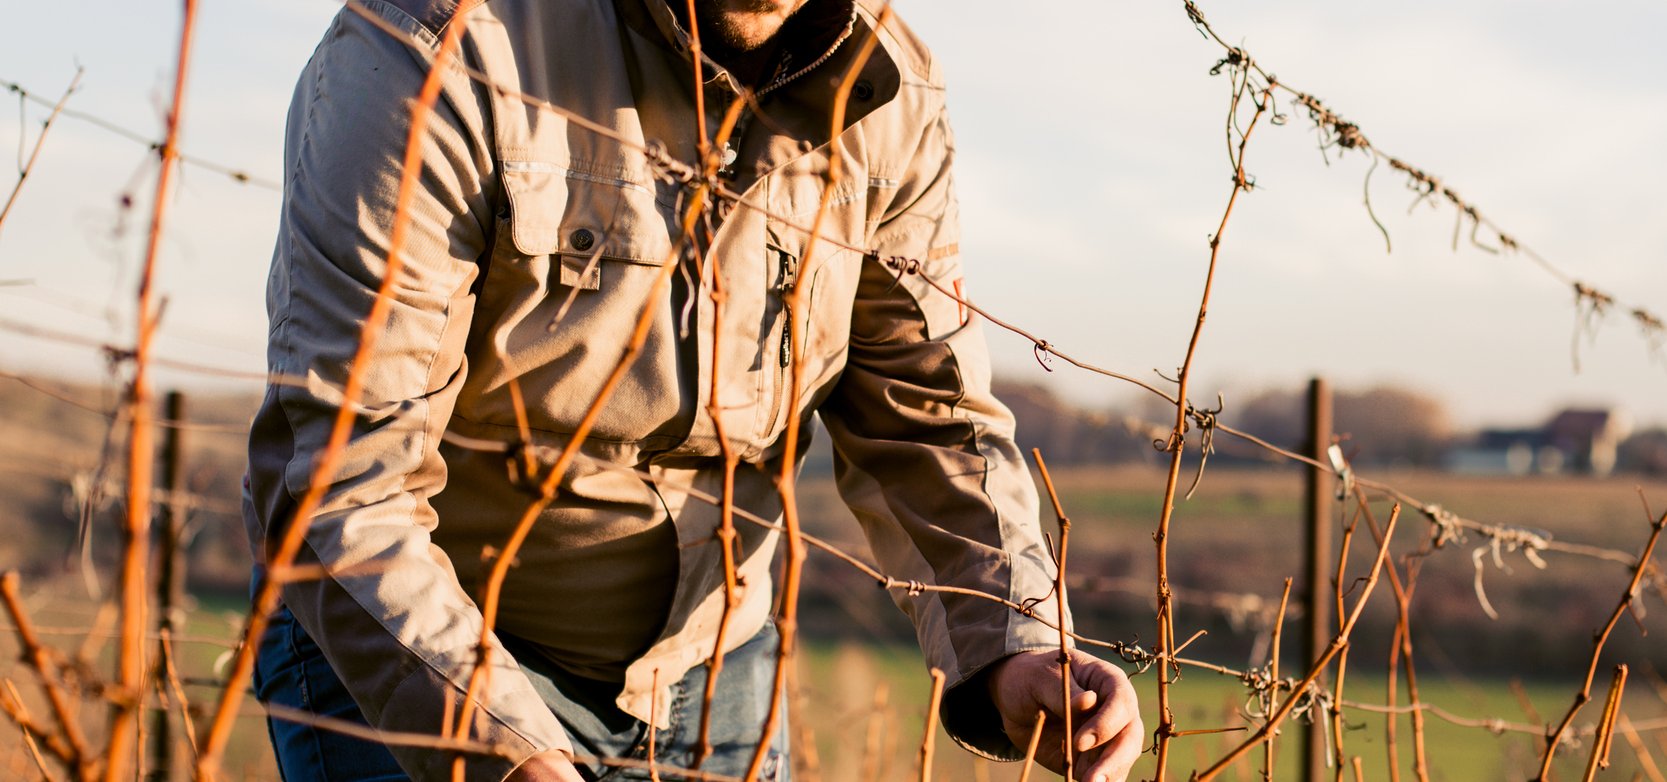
[570,228,596,252]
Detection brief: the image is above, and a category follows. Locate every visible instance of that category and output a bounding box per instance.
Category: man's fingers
[1071,685,1099,715]
[1032,658,1093,719]
[1071,685,1134,753]
[1077,715,1144,782]
[986,648,1145,781]
[1063,673,1096,717]
[1068,654,1139,755]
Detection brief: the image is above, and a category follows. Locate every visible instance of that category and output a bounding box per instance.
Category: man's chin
[694,0,805,51]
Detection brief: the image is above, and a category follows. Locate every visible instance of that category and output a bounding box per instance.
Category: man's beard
[692,0,799,52]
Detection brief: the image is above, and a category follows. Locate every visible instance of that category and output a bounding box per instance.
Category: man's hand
[986,648,1143,782]
[505,750,587,782]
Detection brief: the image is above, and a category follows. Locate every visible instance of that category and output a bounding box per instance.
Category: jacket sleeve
[815,97,1069,759]
[243,6,571,779]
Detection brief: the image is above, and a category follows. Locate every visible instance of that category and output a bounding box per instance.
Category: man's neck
[669,0,851,91]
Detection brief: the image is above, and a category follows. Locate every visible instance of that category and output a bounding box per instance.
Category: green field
[796,641,1667,782]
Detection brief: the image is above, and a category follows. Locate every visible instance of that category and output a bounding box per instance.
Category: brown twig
[0,68,81,241]
[1327,502,1362,781]
[684,0,709,161]
[195,2,468,777]
[918,668,945,782]
[156,628,197,760]
[109,5,198,780]
[1328,643,1348,782]
[1,573,91,779]
[1384,620,1401,782]
[1031,449,1074,777]
[1351,485,1429,782]
[1581,665,1626,781]
[861,685,889,782]
[1536,507,1666,780]
[1264,578,1293,781]
[1396,575,1428,779]
[2,678,65,780]
[1017,709,1045,782]
[1153,73,1273,780]
[649,669,663,782]
[789,663,820,782]
[1619,713,1667,782]
[691,138,741,774]
[261,702,517,759]
[1194,504,1400,781]
[744,8,890,780]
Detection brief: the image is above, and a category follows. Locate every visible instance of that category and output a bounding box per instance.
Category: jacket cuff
[377,660,573,782]
[939,638,1068,761]
[940,662,1020,760]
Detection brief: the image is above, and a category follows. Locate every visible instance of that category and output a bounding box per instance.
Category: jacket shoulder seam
[858,0,937,84]
[357,0,457,42]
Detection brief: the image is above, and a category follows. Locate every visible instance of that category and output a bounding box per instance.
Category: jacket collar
[618,0,899,107]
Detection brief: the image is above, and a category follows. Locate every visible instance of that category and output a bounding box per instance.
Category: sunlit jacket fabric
[242,0,1066,778]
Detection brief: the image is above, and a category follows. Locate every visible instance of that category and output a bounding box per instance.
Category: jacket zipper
[763,248,798,432]
[755,20,854,100]
[779,251,798,368]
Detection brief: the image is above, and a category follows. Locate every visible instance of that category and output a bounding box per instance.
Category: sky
[1,0,1664,431]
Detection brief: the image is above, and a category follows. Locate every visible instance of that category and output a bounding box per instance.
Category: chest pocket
[501,160,676,267]
[458,160,692,448]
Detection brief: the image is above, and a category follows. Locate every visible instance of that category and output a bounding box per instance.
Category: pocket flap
[500,161,673,264]
[558,255,603,291]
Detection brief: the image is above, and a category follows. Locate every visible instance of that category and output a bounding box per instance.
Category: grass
[796,640,1667,781]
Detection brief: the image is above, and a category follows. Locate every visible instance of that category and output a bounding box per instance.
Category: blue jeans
[253,604,789,781]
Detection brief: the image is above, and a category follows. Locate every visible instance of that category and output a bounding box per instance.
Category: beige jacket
[244,0,1066,778]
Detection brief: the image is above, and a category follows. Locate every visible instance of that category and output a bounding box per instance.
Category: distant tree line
[994,378,1667,473]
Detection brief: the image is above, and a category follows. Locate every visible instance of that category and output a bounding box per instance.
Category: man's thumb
[1043,665,1097,716]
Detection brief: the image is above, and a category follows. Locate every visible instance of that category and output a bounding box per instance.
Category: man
[244,0,1142,779]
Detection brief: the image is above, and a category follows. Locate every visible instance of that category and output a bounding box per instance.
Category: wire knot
[1210,48,1249,77]
[1033,341,1054,372]
[643,139,697,186]
[1422,504,1464,549]
[882,255,921,275]
[1178,394,1225,499]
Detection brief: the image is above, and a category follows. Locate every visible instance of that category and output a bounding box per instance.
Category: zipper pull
[779,251,798,367]
[779,251,799,292]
